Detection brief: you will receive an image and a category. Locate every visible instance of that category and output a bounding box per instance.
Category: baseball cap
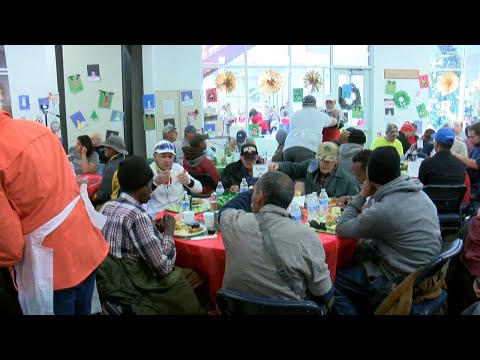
[236,130,247,142]
[325,94,336,102]
[316,142,339,162]
[386,123,399,136]
[163,124,178,134]
[184,125,197,133]
[432,127,455,145]
[100,135,128,155]
[154,140,176,155]
[240,143,258,160]
[302,95,317,106]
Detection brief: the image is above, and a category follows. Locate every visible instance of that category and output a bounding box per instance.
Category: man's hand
[359,172,376,199]
[268,163,279,172]
[159,213,176,236]
[177,173,189,185]
[229,185,240,193]
[336,196,352,208]
[154,170,170,185]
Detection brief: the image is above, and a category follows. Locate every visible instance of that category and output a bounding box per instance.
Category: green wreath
[393,90,411,109]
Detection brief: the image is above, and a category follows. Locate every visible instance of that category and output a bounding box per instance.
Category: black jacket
[418,150,465,186]
[221,160,261,190]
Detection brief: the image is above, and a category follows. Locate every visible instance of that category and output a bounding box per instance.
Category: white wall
[5,45,58,125]
[142,45,202,155]
[372,45,434,140]
[62,45,123,148]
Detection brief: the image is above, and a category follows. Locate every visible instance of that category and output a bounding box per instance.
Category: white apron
[14,184,107,315]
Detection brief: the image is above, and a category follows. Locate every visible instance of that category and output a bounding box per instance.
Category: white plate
[174,223,208,238]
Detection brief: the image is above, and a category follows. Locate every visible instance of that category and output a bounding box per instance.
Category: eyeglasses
[155,142,175,152]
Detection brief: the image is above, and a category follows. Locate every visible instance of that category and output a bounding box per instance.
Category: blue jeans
[54,269,97,315]
[333,265,389,315]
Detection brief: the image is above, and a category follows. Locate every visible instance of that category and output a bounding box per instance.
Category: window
[291,45,330,66]
[333,45,370,67]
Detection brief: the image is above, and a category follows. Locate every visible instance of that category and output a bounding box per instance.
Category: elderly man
[334,146,441,315]
[90,132,106,163]
[220,171,333,312]
[174,125,198,165]
[454,122,480,198]
[440,122,468,157]
[162,124,178,143]
[322,94,345,142]
[221,143,261,193]
[454,120,465,140]
[283,95,337,163]
[268,142,358,198]
[370,123,403,157]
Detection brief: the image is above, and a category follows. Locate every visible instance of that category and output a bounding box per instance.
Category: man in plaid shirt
[96,155,205,314]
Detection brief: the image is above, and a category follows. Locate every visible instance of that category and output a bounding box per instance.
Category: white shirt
[283,107,332,153]
[145,162,202,217]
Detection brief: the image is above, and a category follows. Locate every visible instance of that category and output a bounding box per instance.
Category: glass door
[331,69,370,132]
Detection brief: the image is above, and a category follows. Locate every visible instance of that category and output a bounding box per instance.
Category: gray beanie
[275,129,288,146]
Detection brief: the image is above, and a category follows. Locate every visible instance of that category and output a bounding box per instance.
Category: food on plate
[328,197,337,206]
[330,206,342,215]
[191,198,204,206]
[325,213,337,227]
[174,220,204,236]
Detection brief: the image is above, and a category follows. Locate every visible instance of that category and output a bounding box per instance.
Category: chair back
[214,288,326,315]
[190,173,217,189]
[413,238,463,288]
[423,184,466,213]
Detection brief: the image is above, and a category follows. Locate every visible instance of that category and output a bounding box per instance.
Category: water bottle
[181,191,190,213]
[307,193,318,222]
[290,203,302,222]
[215,181,225,196]
[240,178,248,193]
[318,189,329,223]
[233,146,240,161]
[70,161,76,176]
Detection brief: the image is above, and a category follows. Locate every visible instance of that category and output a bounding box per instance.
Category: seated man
[91,135,128,209]
[333,147,442,315]
[268,142,358,198]
[228,130,256,153]
[336,149,372,207]
[182,133,220,195]
[338,128,366,175]
[90,132,107,164]
[370,123,404,157]
[97,155,205,315]
[220,171,333,311]
[221,143,261,193]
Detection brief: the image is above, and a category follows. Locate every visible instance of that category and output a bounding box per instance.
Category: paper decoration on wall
[248,124,260,138]
[356,119,364,126]
[342,84,352,99]
[36,116,44,125]
[303,70,322,93]
[384,98,394,123]
[215,70,237,93]
[419,74,429,89]
[18,95,30,110]
[143,113,155,131]
[206,88,217,103]
[67,74,83,94]
[47,92,59,108]
[187,110,199,125]
[352,105,363,118]
[50,121,61,132]
[110,110,124,128]
[437,71,459,95]
[98,90,114,108]
[106,130,119,140]
[204,123,216,136]
[90,111,99,121]
[293,88,303,102]
[416,103,428,118]
[164,118,175,127]
[393,90,411,109]
[180,91,194,107]
[143,94,155,110]
[414,120,423,135]
[38,97,49,110]
[385,80,396,95]
[86,64,101,81]
[70,111,87,130]
[163,99,174,115]
[258,69,282,95]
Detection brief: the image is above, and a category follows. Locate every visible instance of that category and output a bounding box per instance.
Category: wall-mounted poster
[385,80,396,95]
[164,118,175,127]
[98,90,114,109]
[38,97,49,110]
[144,113,155,131]
[248,124,260,138]
[70,111,87,130]
[143,94,155,110]
[19,95,30,110]
[206,88,217,103]
[418,74,429,89]
[293,88,303,102]
[86,64,101,81]
[106,130,119,140]
[416,103,428,118]
[67,74,83,94]
[180,91,193,107]
[110,110,124,128]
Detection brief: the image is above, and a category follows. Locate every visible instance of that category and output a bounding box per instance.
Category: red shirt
[183,157,221,195]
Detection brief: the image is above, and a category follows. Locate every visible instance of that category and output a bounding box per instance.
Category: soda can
[214,210,220,231]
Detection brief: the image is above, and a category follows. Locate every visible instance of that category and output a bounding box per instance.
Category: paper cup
[182,211,195,224]
[203,212,215,228]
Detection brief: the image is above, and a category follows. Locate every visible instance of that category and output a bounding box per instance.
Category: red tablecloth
[157,210,358,301]
[76,174,102,199]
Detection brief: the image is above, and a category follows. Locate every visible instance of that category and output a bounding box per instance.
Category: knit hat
[275,129,288,146]
[400,121,414,133]
[347,129,366,145]
[118,155,154,192]
[367,147,400,185]
[189,133,208,148]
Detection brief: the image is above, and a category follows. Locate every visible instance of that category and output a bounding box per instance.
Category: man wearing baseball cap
[370,123,404,157]
[268,141,358,198]
[322,94,345,142]
[227,129,256,153]
[283,95,337,163]
[174,125,198,165]
[221,143,261,193]
[92,135,128,208]
[418,127,466,190]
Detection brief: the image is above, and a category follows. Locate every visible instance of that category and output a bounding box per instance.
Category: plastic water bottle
[233,146,240,161]
[318,189,329,223]
[290,203,302,222]
[240,178,249,193]
[181,191,190,213]
[215,181,225,196]
[70,161,76,176]
[307,192,319,222]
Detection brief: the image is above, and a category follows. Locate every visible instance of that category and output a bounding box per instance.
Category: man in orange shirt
[0,110,109,315]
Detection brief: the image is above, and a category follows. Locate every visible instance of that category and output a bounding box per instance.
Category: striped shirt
[101,192,176,277]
